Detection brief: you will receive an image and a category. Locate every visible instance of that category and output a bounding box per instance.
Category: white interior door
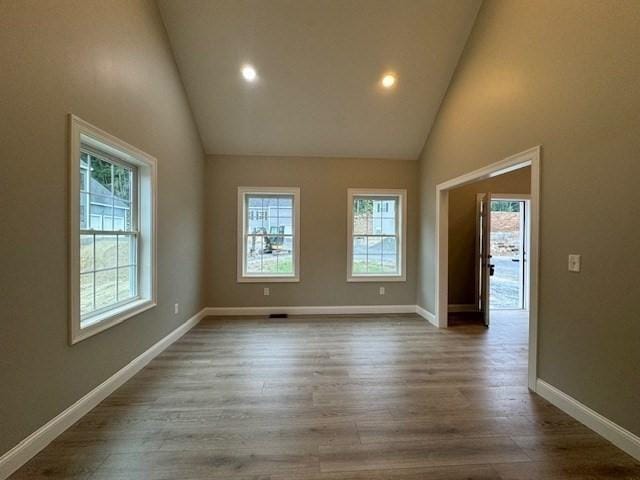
[478,193,493,326]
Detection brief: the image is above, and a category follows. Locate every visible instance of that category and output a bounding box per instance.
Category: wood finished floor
[10,312,640,479]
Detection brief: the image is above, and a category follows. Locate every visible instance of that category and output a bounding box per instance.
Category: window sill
[237,275,300,283]
[72,298,156,344]
[347,275,406,283]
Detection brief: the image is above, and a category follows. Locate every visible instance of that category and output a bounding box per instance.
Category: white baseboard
[536,379,640,461]
[448,303,478,313]
[415,305,438,327]
[204,305,417,316]
[0,308,207,480]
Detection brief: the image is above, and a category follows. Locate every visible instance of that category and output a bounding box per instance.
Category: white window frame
[237,186,300,282]
[347,188,407,282]
[69,115,157,344]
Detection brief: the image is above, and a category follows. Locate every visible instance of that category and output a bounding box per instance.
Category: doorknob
[489,264,495,276]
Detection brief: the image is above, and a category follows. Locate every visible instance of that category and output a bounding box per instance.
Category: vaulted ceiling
[158,0,480,159]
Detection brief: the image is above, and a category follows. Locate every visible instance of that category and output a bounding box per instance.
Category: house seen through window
[348,189,406,281]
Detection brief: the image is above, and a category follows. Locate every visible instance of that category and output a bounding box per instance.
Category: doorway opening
[478,195,531,315]
[435,146,540,390]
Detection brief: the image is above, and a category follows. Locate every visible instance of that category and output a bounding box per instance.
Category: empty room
[1,1,639,479]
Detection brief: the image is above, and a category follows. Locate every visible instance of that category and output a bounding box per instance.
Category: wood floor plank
[356,416,516,443]
[318,436,530,472]
[8,313,640,479]
[493,456,640,479]
[271,464,503,480]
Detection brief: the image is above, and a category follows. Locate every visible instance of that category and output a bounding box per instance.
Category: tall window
[70,115,156,344]
[80,152,137,319]
[237,187,300,282]
[347,189,406,282]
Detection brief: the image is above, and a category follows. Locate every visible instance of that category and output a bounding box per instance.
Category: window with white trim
[70,115,156,343]
[238,187,300,282]
[347,189,406,282]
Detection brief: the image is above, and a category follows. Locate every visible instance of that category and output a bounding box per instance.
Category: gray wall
[417,0,640,435]
[205,155,418,307]
[0,0,205,455]
[448,167,531,305]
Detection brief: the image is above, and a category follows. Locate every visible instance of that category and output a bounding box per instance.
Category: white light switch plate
[379,287,385,295]
[568,254,581,272]
[263,287,270,296]
[174,303,179,314]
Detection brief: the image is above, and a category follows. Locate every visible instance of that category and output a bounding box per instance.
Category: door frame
[435,146,540,391]
[475,194,531,312]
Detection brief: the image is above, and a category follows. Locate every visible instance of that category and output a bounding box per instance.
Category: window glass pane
[277,196,293,208]
[267,229,285,250]
[277,217,293,235]
[263,197,278,209]
[89,193,114,231]
[118,235,135,267]
[277,208,292,220]
[382,254,398,273]
[381,218,396,235]
[367,256,382,273]
[95,235,117,269]
[80,273,94,316]
[353,198,373,235]
[90,156,113,194]
[117,266,136,302]
[80,235,94,273]
[247,196,265,232]
[113,165,131,200]
[247,196,263,208]
[367,237,383,255]
[277,197,293,221]
[281,236,294,253]
[352,254,367,273]
[245,235,264,274]
[275,252,293,274]
[373,200,385,218]
[80,192,89,229]
[113,202,131,231]
[380,199,396,217]
[263,198,278,232]
[372,217,383,234]
[353,236,367,254]
[382,237,397,254]
[95,269,117,310]
[262,252,278,273]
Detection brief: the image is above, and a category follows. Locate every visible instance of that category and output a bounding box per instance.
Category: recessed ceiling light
[241,65,257,82]
[381,73,396,89]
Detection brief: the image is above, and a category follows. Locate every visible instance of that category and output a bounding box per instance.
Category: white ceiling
[158,0,480,159]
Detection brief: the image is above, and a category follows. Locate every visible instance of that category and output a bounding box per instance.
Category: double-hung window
[237,187,300,282]
[347,189,406,282]
[70,115,157,343]
[80,151,138,316]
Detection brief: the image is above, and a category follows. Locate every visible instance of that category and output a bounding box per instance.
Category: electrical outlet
[568,254,581,272]
[263,287,270,296]
[379,286,385,296]
[174,303,179,314]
